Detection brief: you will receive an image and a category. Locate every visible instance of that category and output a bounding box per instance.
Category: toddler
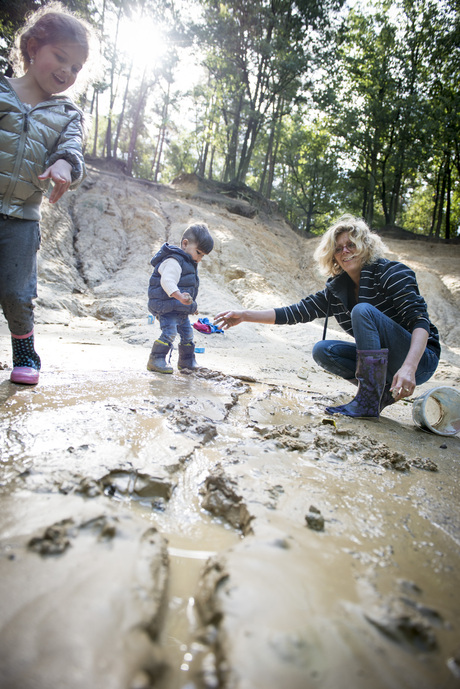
[147,223,214,373]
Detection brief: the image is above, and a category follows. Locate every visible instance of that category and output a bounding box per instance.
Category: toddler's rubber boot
[178,342,198,371]
[10,333,41,385]
[326,349,388,418]
[147,340,173,374]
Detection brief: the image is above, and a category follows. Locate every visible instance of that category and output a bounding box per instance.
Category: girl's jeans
[312,303,439,385]
[158,312,194,345]
[0,216,40,336]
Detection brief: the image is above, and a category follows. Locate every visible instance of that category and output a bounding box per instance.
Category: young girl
[0,3,92,384]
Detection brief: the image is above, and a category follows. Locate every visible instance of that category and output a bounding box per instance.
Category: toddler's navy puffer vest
[148,243,199,315]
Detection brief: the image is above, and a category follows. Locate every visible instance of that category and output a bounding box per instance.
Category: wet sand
[0,321,459,689]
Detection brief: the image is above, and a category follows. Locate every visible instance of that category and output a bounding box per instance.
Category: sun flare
[117,12,167,69]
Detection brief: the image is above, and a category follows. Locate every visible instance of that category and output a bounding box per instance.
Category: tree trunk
[259,99,283,197]
[208,145,215,180]
[198,141,209,177]
[237,116,262,184]
[104,5,123,160]
[223,92,243,182]
[429,162,442,237]
[445,151,451,241]
[362,157,370,220]
[388,169,402,225]
[113,66,132,161]
[153,81,171,183]
[126,73,148,177]
[91,89,99,157]
[104,118,111,159]
[434,160,447,238]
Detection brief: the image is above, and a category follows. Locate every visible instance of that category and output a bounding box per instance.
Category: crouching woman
[214,214,440,418]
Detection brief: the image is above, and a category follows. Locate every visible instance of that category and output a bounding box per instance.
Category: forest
[1,0,459,237]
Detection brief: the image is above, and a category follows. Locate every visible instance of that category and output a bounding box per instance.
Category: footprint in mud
[365,602,438,652]
[101,471,174,510]
[157,392,231,442]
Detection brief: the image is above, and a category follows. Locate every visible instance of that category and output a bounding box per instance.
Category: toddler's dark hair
[11,1,92,73]
[182,223,214,254]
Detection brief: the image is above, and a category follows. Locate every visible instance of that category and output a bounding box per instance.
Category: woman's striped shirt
[274,258,440,356]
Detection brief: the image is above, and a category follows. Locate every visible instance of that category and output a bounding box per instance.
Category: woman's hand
[390,328,428,401]
[214,310,244,329]
[39,159,73,204]
[390,364,417,401]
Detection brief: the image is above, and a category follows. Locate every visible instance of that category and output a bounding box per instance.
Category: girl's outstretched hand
[39,159,73,204]
[214,311,244,329]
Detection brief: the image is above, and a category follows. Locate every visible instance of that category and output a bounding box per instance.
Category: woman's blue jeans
[312,303,439,385]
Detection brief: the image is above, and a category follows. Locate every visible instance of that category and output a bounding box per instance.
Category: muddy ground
[0,167,459,689]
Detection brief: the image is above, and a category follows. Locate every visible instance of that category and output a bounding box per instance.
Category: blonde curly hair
[314,214,388,277]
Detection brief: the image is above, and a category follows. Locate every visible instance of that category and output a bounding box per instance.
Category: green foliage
[163,131,199,179]
[401,183,436,235]
[193,0,344,184]
[3,0,457,239]
[272,114,343,233]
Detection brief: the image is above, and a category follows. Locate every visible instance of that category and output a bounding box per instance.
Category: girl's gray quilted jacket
[0,75,86,220]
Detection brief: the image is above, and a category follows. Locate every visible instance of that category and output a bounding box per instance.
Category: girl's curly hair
[10,1,98,93]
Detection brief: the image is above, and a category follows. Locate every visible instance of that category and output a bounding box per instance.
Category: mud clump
[28,514,119,556]
[201,466,254,535]
[372,448,410,471]
[410,456,438,472]
[256,424,310,452]
[28,518,74,555]
[366,448,438,472]
[305,505,325,531]
[61,472,175,508]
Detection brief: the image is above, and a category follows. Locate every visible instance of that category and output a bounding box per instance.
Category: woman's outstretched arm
[214,309,276,330]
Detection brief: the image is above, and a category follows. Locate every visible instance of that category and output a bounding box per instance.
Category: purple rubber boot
[326,349,388,418]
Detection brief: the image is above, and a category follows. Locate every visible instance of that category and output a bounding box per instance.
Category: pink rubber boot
[10,366,40,385]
